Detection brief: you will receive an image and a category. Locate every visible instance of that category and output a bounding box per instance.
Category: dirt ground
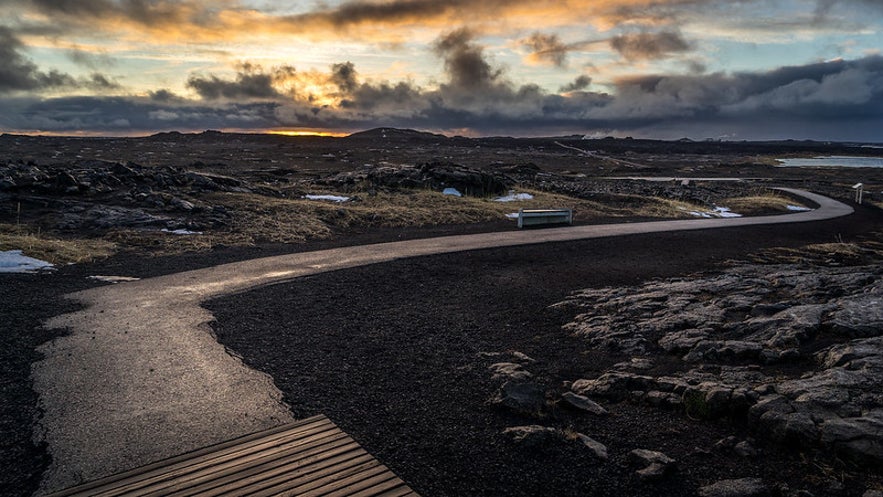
[4,129,883,496]
[204,204,883,497]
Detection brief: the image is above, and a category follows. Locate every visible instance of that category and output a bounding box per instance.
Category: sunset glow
[266,130,350,138]
[1,1,882,140]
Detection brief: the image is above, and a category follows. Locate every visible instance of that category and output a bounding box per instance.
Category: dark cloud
[148,89,181,102]
[4,52,883,141]
[330,62,358,93]
[0,95,283,133]
[249,53,883,139]
[599,55,883,133]
[29,0,191,27]
[609,31,692,61]
[686,60,707,74]
[36,70,78,88]
[0,26,42,92]
[433,28,503,91]
[297,0,463,27]
[29,0,113,18]
[523,30,693,69]
[0,26,102,93]
[280,0,561,29]
[522,32,569,68]
[85,73,122,91]
[814,0,883,18]
[187,64,289,100]
[187,74,277,100]
[66,47,116,69]
[559,75,592,92]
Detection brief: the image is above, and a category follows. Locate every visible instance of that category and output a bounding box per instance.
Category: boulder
[629,449,676,480]
[488,362,533,381]
[502,425,560,448]
[574,433,608,460]
[819,410,883,462]
[698,478,769,497]
[491,382,546,416]
[560,392,608,415]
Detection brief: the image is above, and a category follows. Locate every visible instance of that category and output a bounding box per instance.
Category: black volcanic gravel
[206,205,883,497]
[2,206,881,497]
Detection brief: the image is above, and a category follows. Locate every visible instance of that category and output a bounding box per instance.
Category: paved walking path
[33,188,852,494]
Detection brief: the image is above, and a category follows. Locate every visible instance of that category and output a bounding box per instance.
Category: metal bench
[517,209,573,228]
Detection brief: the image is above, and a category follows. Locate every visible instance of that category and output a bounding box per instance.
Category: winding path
[33,188,853,494]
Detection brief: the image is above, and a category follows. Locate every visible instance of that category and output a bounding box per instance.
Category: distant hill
[345,127,447,142]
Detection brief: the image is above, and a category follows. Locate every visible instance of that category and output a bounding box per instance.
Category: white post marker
[852,183,864,204]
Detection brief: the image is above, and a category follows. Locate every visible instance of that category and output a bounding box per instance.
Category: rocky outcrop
[556,260,883,465]
[503,425,608,460]
[0,160,257,232]
[315,161,512,196]
[0,160,277,197]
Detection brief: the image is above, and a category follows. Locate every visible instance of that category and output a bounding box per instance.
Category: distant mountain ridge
[345,127,447,141]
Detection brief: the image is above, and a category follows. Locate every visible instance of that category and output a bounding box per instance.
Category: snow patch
[442,188,462,197]
[687,211,713,218]
[494,192,534,202]
[0,250,55,273]
[713,207,742,218]
[682,206,742,218]
[161,228,203,235]
[505,212,520,220]
[787,205,812,212]
[303,195,350,202]
[88,275,141,283]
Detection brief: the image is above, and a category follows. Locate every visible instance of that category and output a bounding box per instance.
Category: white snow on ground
[303,195,350,202]
[87,275,141,283]
[494,192,534,202]
[713,207,743,218]
[687,211,713,218]
[505,213,520,220]
[0,250,55,273]
[442,188,462,197]
[787,205,812,212]
[161,228,203,235]
[682,206,743,218]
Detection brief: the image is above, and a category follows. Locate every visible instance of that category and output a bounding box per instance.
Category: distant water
[777,156,883,168]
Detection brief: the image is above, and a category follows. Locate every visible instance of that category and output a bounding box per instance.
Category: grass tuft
[721,193,810,216]
[0,224,117,264]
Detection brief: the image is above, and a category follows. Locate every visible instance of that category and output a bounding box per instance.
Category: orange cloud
[19,0,701,44]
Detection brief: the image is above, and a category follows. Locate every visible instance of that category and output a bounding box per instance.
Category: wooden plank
[326,472,402,496]
[244,458,382,497]
[195,451,373,497]
[45,415,417,497]
[99,420,341,497]
[169,440,365,497]
[47,416,331,497]
[138,432,353,497]
[295,464,390,497]
[344,477,412,497]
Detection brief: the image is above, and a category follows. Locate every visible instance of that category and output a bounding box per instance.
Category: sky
[1,0,883,140]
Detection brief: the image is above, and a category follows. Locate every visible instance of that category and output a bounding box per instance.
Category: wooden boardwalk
[45,415,417,497]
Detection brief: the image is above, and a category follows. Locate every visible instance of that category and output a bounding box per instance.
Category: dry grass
[0,224,116,264]
[617,196,712,218]
[1,188,806,260]
[745,233,883,266]
[720,193,810,216]
[205,188,706,244]
[103,229,252,255]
